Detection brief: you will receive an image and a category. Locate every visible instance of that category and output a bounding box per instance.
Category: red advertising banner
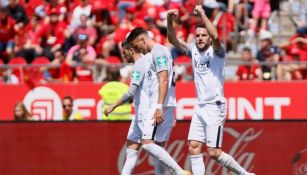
[0,121,306,175]
[0,82,307,120]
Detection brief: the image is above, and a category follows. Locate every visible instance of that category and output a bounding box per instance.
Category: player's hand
[193,5,205,15]
[153,109,164,126]
[104,104,115,117]
[167,9,178,21]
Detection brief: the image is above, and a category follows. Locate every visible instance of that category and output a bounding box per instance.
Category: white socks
[217,152,248,175]
[190,154,205,175]
[121,148,138,175]
[142,143,184,175]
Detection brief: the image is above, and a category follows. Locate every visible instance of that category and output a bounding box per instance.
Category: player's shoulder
[152,43,168,53]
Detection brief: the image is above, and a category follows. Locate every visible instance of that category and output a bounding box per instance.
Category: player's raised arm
[194,5,222,52]
[167,10,188,53]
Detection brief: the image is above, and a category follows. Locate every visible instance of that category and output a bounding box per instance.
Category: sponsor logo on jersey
[156,56,167,67]
[132,71,140,81]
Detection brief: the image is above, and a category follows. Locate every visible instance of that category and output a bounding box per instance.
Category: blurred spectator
[34,8,67,61]
[73,47,94,82]
[117,0,136,21]
[7,0,28,27]
[35,0,67,22]
[236,47,262,81]
[0,7,16,60]
[65,14,97,50]
[230,0,254,31]
[256,30,281,80]
[173,55,193,82]
[156,0,189,36]
[295,3,307,36]
[15,15,41,63]
[69,0,91,30]
[1,67,19,84]
[14,102,32,121]
[103,56,122,81]
[276,36,307,80]
[74,14,97,45]
[123,6,147,29]
[91,8,115,38]
[249,0,271,36]
[212,2,235,50]
[66,33,96,65]
[62,95,83,120]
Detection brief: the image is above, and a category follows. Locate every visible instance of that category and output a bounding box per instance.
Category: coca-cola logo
[117,127,262,174]
[292,148,307,175]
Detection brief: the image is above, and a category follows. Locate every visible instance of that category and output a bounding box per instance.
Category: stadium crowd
[0,0,306,84]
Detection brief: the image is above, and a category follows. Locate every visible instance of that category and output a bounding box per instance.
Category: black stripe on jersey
[151,126,158,140]
[216,126,221,148]
[132,83,139,87]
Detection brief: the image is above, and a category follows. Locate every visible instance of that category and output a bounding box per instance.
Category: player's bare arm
[167,10,188,53]
[194,5,222,51]
[154,70,169,126]
[104,85,136,117]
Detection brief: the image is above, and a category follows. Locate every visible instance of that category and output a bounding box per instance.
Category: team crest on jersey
[156,56,167,67]
[132,71,140,80]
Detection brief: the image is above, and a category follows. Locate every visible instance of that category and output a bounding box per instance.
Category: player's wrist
[156,104,163,110]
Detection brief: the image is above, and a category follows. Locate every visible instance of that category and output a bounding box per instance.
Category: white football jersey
[130,53,151,115]
[187,43,226,104]
[147,44,176,108]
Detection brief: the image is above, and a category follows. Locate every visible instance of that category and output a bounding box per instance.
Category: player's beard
[197,42,209,52]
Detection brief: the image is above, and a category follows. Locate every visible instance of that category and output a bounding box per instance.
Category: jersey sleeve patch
[132,71,141,81]
[156,56,168,68]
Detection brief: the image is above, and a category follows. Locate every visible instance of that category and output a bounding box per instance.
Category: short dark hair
[126,27,148,43]
[195,23,207,29]
[121,40,134,49]
[62,96,73,103]
[242,47,251,52]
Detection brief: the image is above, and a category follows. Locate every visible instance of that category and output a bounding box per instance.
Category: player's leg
[121,140,141,175]
[122,118,142,175]
[188,105,206,175]
[154,107,175,175]
[140,110,188,175]
[205,102,255,175]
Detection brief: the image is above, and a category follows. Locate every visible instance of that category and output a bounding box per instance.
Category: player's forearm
[167,18,178,46]
[199,12,219,41]
[111,99,125,110]
[157,76,168,105]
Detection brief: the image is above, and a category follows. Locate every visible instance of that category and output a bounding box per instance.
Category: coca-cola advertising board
[0,82,307,120]
[0,121,306,175]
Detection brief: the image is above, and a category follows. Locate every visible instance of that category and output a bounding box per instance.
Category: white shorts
[188,102,226,148]
[127,107,175,143]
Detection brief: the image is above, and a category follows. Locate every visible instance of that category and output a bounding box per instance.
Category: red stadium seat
[32,56,50,65]
[8,57,27,81]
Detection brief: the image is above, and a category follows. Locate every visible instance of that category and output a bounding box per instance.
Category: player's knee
[155,141,166,147]
[127,140,141,150]
[207,147,222,160]
[188,140,202,155]
[141,139,154,145]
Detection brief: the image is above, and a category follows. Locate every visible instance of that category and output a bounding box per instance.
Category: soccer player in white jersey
[105,40,190,175]
[104,40,151,174]
[167,6,255,175]
[125,27,190,175]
